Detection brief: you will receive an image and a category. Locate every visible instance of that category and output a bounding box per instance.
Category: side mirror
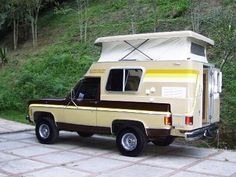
[70,88,75,100]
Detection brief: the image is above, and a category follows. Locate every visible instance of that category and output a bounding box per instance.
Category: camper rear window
[106,69,142,92]
[191,43,205,56]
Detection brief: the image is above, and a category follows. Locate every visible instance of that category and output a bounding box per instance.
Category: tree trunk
[13,18,17,50]
[34,14,38,47]
[84,0,88,42]
[28,0,41,48]
[131,14,136,34]
[220,51,232,70]
[84,21,87,42]
[152,0,158,32]
[34,22,38,47]
[31,17,35,47]
[128,0,137,34]
[77,0,89,42]
[34,5,40,47]
[23,18,29,41]
[16,20,19,47]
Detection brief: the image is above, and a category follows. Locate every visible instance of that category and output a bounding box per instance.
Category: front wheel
[116,127,147,157]
[151,136,175,146]
[35,118,59,144]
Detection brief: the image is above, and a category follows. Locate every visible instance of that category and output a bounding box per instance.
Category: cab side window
[106,69,142,92]
[75,78,100,100]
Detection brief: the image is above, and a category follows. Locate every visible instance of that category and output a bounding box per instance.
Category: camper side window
[191,43,205,56]
[106,69,142,92]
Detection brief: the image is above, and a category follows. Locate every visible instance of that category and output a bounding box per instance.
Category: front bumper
[26,115,33,123]
[185,123,218,141]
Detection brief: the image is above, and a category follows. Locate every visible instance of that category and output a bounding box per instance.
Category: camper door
[203,66,221,125]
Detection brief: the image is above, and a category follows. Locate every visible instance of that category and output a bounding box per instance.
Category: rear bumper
[185,123,218,141]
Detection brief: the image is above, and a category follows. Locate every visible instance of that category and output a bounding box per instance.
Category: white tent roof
[95,31,214,63]
[95,31,214,46]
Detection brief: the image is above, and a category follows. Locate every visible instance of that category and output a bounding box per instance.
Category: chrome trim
[185,123,218,141]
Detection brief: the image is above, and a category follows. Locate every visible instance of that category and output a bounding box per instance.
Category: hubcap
[39,124,50,139]
[121,133,137,151]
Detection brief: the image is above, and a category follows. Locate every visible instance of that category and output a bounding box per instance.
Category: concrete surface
[0,119,33,134]
[0,119,236,177]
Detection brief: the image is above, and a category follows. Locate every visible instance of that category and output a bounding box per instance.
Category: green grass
[0,110,28,124]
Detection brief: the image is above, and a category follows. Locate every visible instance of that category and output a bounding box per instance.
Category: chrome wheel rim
[39,124,50,139]
[121,133,137,151]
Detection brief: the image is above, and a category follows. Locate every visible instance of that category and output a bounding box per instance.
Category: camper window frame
[106,67,143,93]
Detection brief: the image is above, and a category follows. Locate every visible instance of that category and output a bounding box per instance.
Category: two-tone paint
[28,60,220,139]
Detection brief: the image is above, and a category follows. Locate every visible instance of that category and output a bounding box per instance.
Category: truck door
[64,77,100,126]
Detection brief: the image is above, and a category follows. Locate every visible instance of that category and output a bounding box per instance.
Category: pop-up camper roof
[95,31,214,63]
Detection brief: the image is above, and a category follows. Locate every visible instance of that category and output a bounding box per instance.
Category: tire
[116,127,147,157]
[77,131,94,137]
[35,118,59,144]
[151,136,175,146]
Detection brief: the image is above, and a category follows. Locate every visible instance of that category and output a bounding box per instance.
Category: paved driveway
[0,120,236,177]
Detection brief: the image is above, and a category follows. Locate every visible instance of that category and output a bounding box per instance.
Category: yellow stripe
[190,73,200,115]
[145,69,199,75]
[143,77,197,83]
[145,73,197,78]
[144,69,199,83]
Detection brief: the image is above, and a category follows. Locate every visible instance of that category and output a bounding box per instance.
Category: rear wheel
[151,136,175,146]
[77,131,94,137]
[35,118,59,144]
[116,127,147,157]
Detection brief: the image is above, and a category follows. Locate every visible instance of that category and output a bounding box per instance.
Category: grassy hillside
[0,0,235,148]
[0,0,192,113]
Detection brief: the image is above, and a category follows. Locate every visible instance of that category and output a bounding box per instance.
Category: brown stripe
[97,101,170,112]
[57,122,111,134]
[30,98,171,113]
[57,122,171,138]
[30,99,170,113]
[28,98,68,105]
[146,129,171,138]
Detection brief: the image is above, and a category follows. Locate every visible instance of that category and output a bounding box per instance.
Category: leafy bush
[109,0,127,10]
[157,0,190,18]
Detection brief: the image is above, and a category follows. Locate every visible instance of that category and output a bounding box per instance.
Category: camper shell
[27,31,222,156]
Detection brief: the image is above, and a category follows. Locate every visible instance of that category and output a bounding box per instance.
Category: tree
[24,0,42,48]
[0,47,8,67]
[151,0,158,32]
[190,1,208,33]
[23,0,55,48]
[76,0,89,42]
[0,0,22,50]
[204,5,236,148]
[0,0,9,32]
[127,0,137,34]
[10,0,25,50]
[206,7,236,70]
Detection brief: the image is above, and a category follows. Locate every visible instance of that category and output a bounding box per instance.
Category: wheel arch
[112,119,147,136]
[33,111,56,124]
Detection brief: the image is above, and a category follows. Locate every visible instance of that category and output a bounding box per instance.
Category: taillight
[185,116,193,125]
[164,115,172,125]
